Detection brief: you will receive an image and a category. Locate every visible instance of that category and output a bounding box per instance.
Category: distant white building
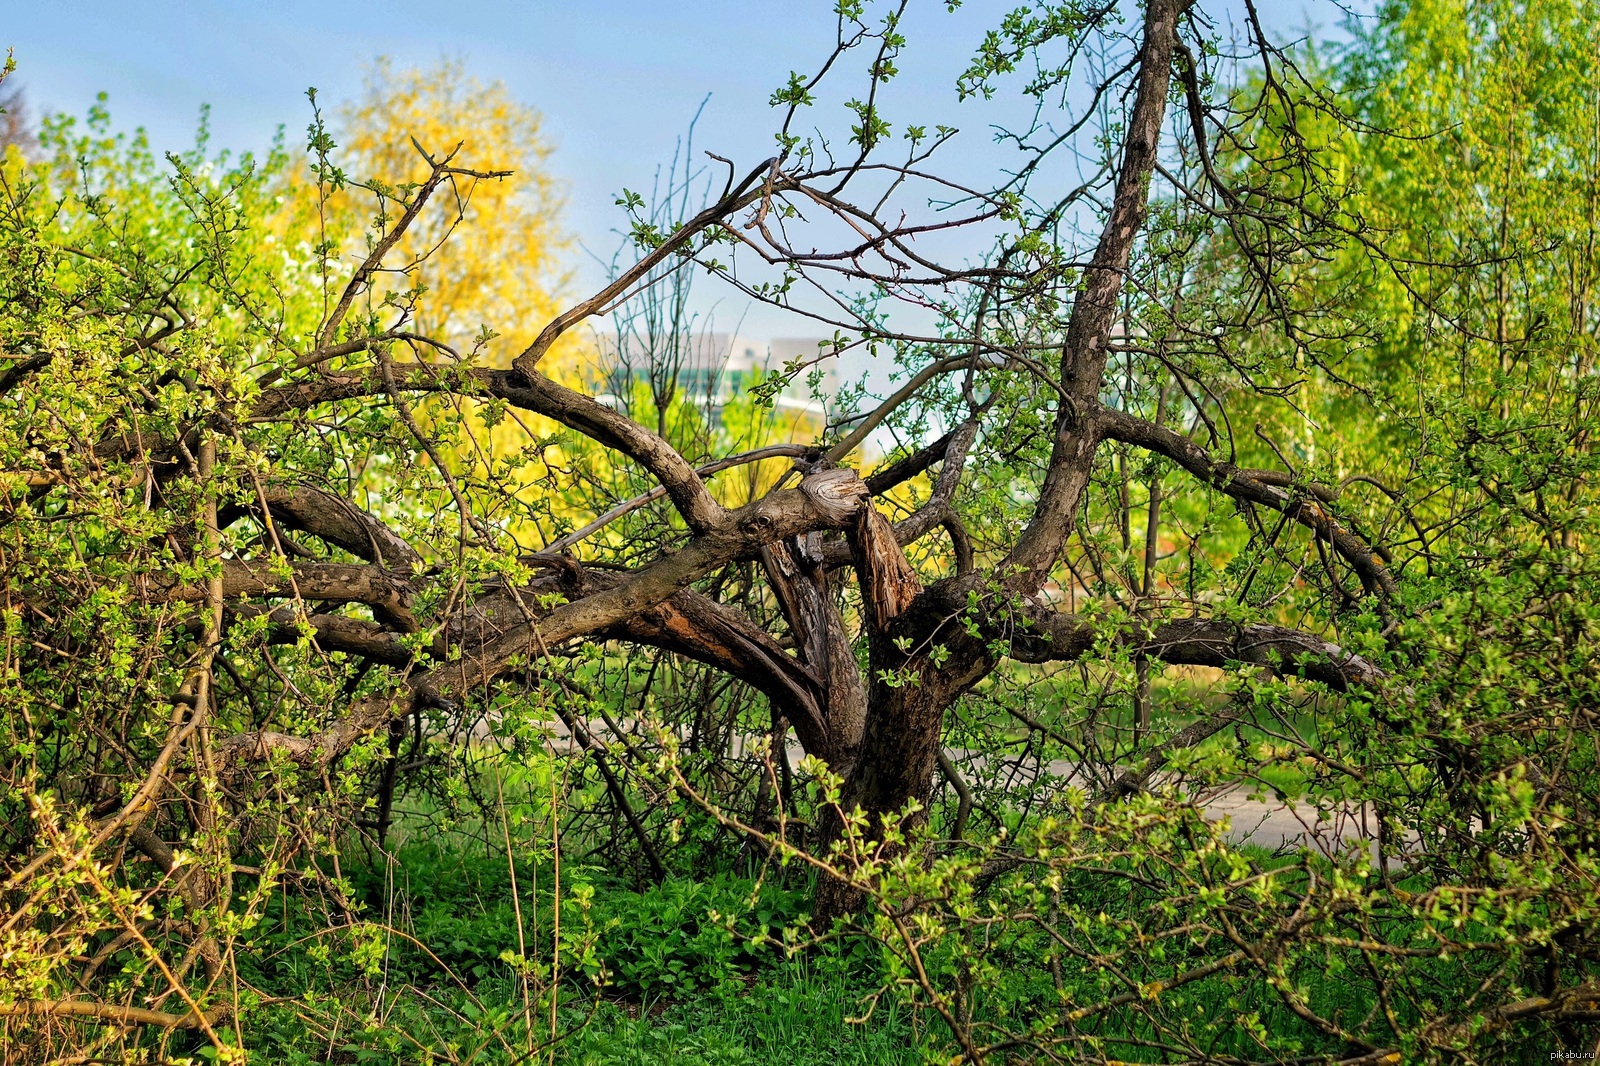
[595,332,839,421]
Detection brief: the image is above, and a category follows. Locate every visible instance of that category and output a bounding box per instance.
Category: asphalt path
[946,752,1385,856]
[530,718,1388,857]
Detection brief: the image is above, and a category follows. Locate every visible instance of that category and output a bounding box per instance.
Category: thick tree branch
[864,429,955,495]
[607,589,831,760]
[238,605,417,666]
[896,570,1381,692]
[1002,0,1185,587]
[760,533,868,768]
[1007,611,1381,691]
[1096,404,1397,599]
[546,443,814,553]
[150,560,416,629]
[488,369,728,534]
[443,469,867,696]
[819,420,978,571]
[249,483,421,571]
[216,469,871,770]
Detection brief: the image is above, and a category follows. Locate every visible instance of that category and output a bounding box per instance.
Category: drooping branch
[442,469,869,696]
[216,468,872,771]
[607,588,831,759]
[249,483,421,571]
[1008,610,1381,692]
[894,569,1382,692]
[437,560,833,756]
[488,369,729,534]
[1096,404,1397,600]
[546,443,814,553]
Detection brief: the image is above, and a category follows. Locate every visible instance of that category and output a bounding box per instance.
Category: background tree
[325,58,570,364]
[0,52,36,158]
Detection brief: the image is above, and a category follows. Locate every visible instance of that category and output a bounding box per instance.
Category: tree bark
[811,0,1185,920]
[760,534,868,774]
[815,505,939,919]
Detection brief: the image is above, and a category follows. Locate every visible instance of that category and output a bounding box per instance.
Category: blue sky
[5,1,1359,355]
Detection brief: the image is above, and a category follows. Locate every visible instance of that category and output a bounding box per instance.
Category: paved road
[965,753,1385,855]
[1199,788,1382,854]
[533,718,1387,856]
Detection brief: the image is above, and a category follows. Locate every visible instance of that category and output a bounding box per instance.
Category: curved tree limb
[215,468,871,770]
[1096,404,1397,600]
[546,443,814,553]
[249,483,421,571]
[864,428,955,495]
[489,369,728,534]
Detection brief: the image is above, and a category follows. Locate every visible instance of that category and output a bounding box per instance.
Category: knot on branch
[798,467,870,525]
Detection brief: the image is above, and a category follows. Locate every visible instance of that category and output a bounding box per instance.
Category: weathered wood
[760,535,867,773]
[813,506,942,919]
[799,467,872,525]
[854,506,923,630]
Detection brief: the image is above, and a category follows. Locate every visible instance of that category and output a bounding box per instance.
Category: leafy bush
[586,875,808,997]
[238,843,807,1000]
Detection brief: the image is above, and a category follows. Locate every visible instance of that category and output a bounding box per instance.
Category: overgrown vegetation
[5,1,1600,1061]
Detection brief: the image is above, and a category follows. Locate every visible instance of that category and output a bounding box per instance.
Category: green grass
[229,840,928,1065]
[214,829,1570,1066]
[209,745,1564,1066]
[557,963,924,1066]
[236,960,926,1065]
